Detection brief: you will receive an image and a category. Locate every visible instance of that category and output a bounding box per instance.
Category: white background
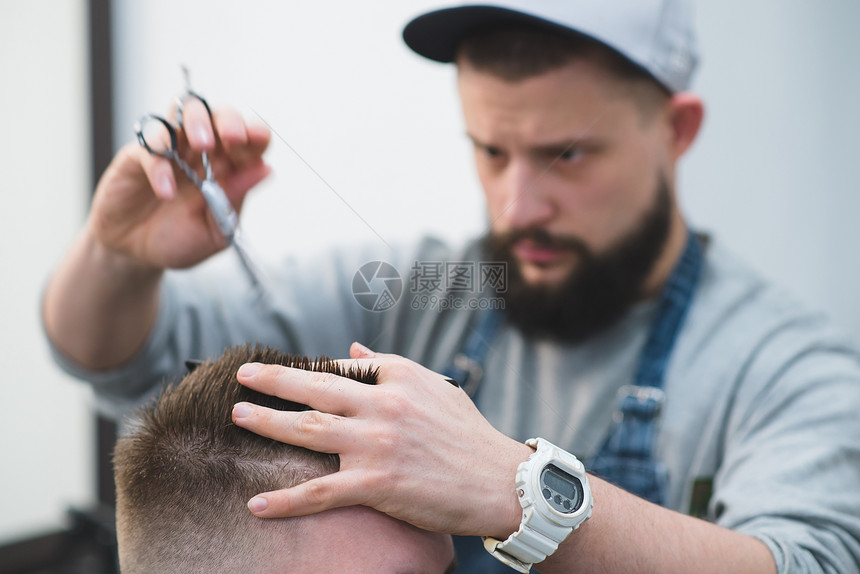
[1,0,93,543]
[2,0,859,544]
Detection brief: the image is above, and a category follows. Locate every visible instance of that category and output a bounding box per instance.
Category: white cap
[402,0,699,93]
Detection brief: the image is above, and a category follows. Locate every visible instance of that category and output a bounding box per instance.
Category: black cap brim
[403,5,591,63]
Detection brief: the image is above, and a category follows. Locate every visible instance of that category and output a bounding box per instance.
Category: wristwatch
[484,438,593,572]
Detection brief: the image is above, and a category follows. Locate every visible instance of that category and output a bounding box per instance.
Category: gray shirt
[52,236,860,573]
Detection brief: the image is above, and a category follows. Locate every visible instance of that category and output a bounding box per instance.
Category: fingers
[343,343,460,388]
[349,341,378,358]
[347,342,404,361]
[212,106,247,150]
[221,160,271,207]
[232,403,349,453]
[179,97,215,152]
[136,112,268,203]
[246,470,369,518]
[201,107,272,187]
[213,108,270,156]
[136,95,271,201]
[236,362,370,415]
[177,99,270,169]
[209,106,271,166]
[120,143,177,200]
[246,121,272,155]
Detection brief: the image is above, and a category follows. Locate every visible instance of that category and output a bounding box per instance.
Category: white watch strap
[483,536,532,573]
[484,507,572,571]
[484,438,592,572]
[485,518,569,570]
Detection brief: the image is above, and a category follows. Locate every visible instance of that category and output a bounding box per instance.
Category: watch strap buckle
[483,537,532,573]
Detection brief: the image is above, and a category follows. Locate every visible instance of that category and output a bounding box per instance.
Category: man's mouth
[513,239,567,266]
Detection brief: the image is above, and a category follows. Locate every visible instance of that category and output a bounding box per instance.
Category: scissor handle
[176,90,214,134]
[134,114,178,158]
[132,72,268,296]
[176,91,217,179]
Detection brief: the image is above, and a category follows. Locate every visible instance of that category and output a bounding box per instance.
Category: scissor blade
[231,230,268,295]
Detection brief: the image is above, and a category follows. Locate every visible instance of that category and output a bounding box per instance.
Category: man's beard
[483,175,673,343]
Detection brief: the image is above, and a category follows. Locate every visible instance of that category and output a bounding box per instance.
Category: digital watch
[484,438,593,572]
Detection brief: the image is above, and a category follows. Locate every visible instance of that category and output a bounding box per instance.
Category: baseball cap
[402,0,699,93]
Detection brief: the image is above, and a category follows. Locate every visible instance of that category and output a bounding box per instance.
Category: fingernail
[196,125,213,147]
[233,402,253,419]
[158,174,175,199]
[248,497,268,513]
[238,363,260,378]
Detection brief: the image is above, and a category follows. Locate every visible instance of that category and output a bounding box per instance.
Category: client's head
[114,344,455,573]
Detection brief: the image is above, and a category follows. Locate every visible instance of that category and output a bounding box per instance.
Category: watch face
[540,464,584,515]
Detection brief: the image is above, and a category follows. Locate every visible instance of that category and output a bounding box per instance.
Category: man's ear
[667,93,705,160]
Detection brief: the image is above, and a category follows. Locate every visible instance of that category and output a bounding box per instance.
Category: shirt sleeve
[712,318,860,574]
[46,239,445,418]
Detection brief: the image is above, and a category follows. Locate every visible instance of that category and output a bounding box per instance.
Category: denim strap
[588,232,703,504]
[451,232,704,570]
[443,307,504,397]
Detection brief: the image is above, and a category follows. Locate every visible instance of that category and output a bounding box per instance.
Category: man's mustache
[492,228,592,256]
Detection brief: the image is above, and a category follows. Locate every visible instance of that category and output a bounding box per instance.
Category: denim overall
[446,233,704,572]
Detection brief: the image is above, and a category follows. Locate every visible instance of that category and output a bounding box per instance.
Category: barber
[44,2,860,572]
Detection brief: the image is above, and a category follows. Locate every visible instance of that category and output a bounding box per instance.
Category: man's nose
[496,158,555,230]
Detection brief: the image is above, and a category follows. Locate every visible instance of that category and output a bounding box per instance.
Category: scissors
[134,68,266,292]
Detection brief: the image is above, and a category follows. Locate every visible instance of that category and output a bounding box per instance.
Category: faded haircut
[114,344,377,574]
[457,24,670,119]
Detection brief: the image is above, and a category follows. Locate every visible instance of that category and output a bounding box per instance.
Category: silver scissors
[134,69,266,292]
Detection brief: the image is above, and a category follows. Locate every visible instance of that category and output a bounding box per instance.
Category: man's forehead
[458,58,641,125]
[459,90,631,151]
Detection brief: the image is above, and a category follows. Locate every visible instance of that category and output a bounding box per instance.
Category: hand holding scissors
[134,71,267,291]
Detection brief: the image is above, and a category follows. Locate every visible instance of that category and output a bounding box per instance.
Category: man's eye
[557,147,584,162]
[484,146,503,158]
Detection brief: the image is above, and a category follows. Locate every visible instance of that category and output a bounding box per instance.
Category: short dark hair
[457,24,670,116]
[114,344,377,573]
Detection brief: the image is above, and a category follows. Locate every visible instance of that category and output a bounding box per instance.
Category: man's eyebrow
[532,135,606,155]
[533,141,582,155]
[465,132,601,154]
[464,132,493,148]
